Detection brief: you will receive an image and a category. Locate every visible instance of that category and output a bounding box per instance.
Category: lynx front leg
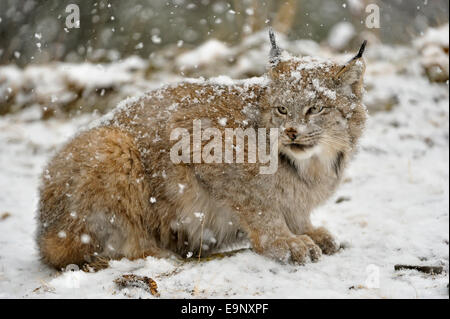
[239,209,322,264]
[304,226,339,255]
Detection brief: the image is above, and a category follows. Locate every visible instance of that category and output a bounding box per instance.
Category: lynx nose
[285,127,298,141]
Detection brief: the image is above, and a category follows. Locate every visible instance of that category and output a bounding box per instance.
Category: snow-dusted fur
[36,39,367,270]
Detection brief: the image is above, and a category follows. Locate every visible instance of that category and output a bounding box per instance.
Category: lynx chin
[36,30,368,270]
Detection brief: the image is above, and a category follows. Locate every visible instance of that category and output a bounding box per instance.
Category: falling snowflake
[178,183,186,193]
[57,231,67,238]
[152,35,162,44]
[218,117,228,126]
[194,212,204,221]
[80,234,91,244]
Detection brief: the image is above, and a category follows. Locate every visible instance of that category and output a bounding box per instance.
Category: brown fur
[37,41,367,270]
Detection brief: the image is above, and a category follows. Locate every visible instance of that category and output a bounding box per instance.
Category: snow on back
[182,75,268,88]
[88,74,268,131]
[88,95,143,129]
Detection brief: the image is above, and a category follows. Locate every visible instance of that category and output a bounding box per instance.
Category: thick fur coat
[36,34,367,270]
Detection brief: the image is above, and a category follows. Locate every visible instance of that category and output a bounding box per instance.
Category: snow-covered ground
[0,40,448,298]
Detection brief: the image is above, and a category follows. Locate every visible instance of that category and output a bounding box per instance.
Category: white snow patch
[176,39,232,69]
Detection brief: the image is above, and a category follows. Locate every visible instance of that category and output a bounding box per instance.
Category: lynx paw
[289,235,322,264]
[306,227,339,255]
[268,235,322,264]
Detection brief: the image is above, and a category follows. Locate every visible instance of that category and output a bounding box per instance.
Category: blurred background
[1,0,448,66]
[0,0,448,117]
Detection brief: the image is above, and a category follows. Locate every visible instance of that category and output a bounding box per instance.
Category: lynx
[36,30,367,270]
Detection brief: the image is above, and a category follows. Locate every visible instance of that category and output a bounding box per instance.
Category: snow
[414,24,449,49]
[327,22,356,51]
[176,39,232,70]
[0,55,163,116]
[414,23,449,83]
[80,234,91,244]
[182,75,269,88]
[218,117,228,126]
[0,33,448,299]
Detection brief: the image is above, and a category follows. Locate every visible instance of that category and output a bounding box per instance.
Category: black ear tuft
[354,40,367,60]
[335,41,367,97]
[335,40,367,79]
[269,28,282,65]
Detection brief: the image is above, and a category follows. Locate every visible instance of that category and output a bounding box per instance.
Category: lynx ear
[269,28,282,66]
[335,40,367,98]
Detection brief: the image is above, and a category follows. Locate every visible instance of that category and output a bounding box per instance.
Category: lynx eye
[277,106,288,115]
[307,105,324,115]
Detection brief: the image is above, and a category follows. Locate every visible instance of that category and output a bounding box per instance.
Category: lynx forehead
[36,29,367,270]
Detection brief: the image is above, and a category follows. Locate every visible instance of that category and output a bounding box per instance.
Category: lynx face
[261,54,366,166]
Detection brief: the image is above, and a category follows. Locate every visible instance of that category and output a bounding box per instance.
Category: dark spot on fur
[279,153,297,174]
[279,153,313,186]
[334,151,344,177]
